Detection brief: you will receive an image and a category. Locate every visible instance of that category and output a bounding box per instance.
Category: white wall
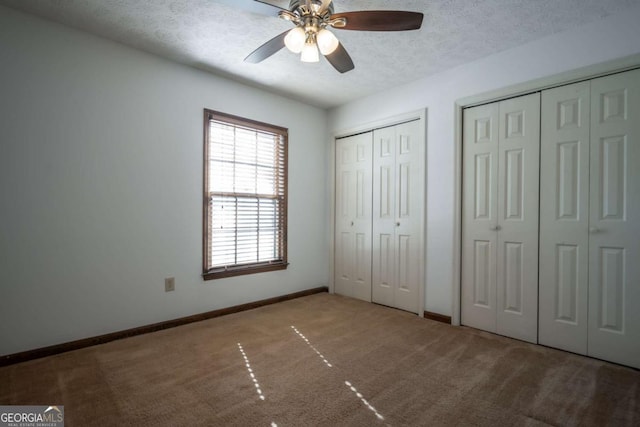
[0,6,329,356]
[328,4,640,317]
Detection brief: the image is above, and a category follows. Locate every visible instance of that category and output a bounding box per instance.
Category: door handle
[490,225,501,231]
[396,222,401,227]
[351,221,354,227]
[589,226,600,234]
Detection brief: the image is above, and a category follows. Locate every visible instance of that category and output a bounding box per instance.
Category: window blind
[203,110,288,278]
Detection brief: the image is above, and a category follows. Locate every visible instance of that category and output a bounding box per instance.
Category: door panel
[379,165,393,218]
[334,132,372,302]
[600,136,626,220]
[539,81,590,354]
[463,93,539,343]
[398,163,411,218]
[556,244,579,322]
[588,69,640,369]
[504,242,523,313]
[557,141,580,220]
[372,120,424,313]
[377,233,393,293]
[372,126,396,307]
[504,149,524,220]
[473,240,492,307]
[496,93,540,344]
[597,246,624,332]
[474,154,492,219]
[397,234,411,291]
[462,102,500,332]
[393,120,423,313]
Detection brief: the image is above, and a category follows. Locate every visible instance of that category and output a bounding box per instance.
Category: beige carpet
[1,293,639,426]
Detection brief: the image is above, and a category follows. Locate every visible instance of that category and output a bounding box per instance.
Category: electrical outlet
[165,277,175,292]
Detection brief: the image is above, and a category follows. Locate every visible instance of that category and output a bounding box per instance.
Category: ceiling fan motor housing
[288,0,334,16]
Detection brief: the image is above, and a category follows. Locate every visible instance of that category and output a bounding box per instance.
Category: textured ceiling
[1,0,637,108]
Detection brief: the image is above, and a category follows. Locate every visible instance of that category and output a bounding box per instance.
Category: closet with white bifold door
[539,69,640,369]
[334,118,425,314]
[461,93,541,344]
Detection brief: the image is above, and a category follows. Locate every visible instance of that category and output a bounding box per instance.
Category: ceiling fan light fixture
[300,40,320,63]
[244,0,424,73]
[317,28,339,55]
[284,27,306,53]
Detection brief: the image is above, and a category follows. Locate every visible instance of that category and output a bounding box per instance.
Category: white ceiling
[1,0,637,108]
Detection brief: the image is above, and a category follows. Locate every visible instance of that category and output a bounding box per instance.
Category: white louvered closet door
[334,132,373,302]
[372,120,424,314]
[462,93,540,343]
[588,69,640,369]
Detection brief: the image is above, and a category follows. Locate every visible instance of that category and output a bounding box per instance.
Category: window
[203,109,288,280]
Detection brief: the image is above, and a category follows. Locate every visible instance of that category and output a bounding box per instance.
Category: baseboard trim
[424,311,452,324]
[1,286,328,367]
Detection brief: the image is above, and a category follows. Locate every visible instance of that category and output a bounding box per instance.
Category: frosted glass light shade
[284,27,306,53]
[317,29,339,55]
[300,42,319,63]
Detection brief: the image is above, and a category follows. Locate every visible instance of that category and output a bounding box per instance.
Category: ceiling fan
[228,0,424,73]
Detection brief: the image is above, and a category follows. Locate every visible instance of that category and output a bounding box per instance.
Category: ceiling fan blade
[324,42,354,73]
[331,11,424,31]
[214,0,285,18]
[244,30,288,63]
[318,0,332,14]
